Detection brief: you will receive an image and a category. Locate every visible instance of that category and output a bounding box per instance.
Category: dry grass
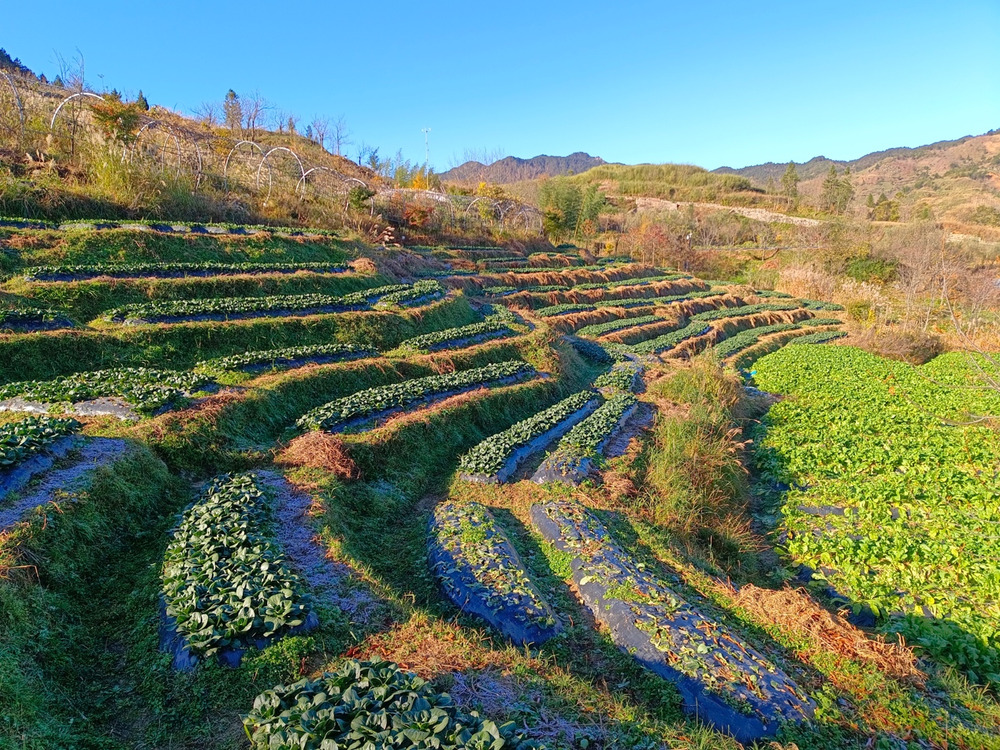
[667,309,814,359]
[277,431,360,479]
[715,582,924,685]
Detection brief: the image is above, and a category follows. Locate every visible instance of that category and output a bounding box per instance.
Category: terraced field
[2,222,999,749]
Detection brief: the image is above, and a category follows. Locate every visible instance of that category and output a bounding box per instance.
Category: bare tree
[331,115,350,156]
[309,116,330,150]
[193,101,220,128]
[241,90,269,141]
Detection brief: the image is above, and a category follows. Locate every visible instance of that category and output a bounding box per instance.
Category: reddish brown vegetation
[277,431,360,479]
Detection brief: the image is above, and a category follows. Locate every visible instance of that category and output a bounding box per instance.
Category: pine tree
[223,89,242,134]
[136,90,149,111]
[780,162,800,198]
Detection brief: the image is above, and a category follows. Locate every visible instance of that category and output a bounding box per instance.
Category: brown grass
[602,318,682,345]
[277,431,360,479]
[715,582,924,685]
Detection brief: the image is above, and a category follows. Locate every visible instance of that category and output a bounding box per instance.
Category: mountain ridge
[441,152,607,184]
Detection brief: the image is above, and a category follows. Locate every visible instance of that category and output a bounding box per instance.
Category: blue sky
[4,1,999,171]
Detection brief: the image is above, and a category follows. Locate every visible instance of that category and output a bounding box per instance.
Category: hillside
[716,130,1000,226]
[441,152,606,184]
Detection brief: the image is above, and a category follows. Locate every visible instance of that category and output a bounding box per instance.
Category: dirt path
[0,438,131,530]
[258,470,382,623]
[633,196,822,227]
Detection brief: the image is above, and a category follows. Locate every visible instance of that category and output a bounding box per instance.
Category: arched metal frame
[49,91,106,131]
[223,140,266,192]
[256,146,306,202]
[128,120,183,175]
[0,72,25,141]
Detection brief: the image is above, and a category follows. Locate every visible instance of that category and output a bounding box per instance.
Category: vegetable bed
[0,367,207,413]
[0,415,81,469]
[161,473,313,664]
[752,346,1000,680]
[429,501,560,644]
[244,659,539,749]
[531,499,815,743]
[459,390,599,481]
[395,320,515,353]
[23,260,348,281]
[195,343,375,375]
[103,281,444,323]
[296,360,535,432]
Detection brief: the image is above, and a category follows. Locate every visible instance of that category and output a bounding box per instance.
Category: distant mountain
[441,152,607,184]
[713,136,979,185]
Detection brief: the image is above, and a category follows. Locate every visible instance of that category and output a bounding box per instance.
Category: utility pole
[421,127,431,166]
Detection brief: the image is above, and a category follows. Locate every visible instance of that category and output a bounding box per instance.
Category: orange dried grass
[718,582,924,685]
[277,431,361,479]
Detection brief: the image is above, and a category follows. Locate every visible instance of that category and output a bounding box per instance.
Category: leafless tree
[241,90,269,141]
[309,116,330,150]
[331,115,350,156]
[193,101,220,128]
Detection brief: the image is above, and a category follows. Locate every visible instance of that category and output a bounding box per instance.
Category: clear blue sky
[4,0,999,171]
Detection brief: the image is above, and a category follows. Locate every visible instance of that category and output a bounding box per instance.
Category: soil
[0,438,130,530]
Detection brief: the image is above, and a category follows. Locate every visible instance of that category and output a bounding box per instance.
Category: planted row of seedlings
[394,319,516,354]
[593,360,644,392]
[459,390,600,483]
[574,313,662,338]
[534,289,722,317]
[102,280,445,324]
[21,260,348,282]
[0,306,75,332]
[0,415,81,469]
[532,392,638,484]
[630,321,711,354]
[195,342,376,376]
[0,367,208,414]
[161,472,314,669]
[428,500,560,644]
[714,320,844,360]
[730,328,848,373]
[531,499,815,743]
[244,659,539,749]
[688,301,803,322]
[0,215,336,236]
[296,360,536,432]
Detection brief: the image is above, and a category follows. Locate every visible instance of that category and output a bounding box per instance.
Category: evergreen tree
[53,75,64,88]
[780,162,799,198]
[136,90,149,111]
[223,89,242,133]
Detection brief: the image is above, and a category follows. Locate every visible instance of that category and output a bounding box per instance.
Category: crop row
[535,289,722,317]
[0,215,336,236]
[297,360,535,432]
[0,306,72,331]
[244,659,537,750]
[103,281,444,323]
[752,346,1000,679]
[787,329,847,345]
[459,390,596,477]
[575,314,662,338]
[0,367,207,412]
[555,392,637,459]
[630,321,710,353]
[712,322,802,358]
[370,280,446,308]
[0,415,81,468]
[429,501,559,644]
[22,261,347,281]
[593,361,643,391]
[395,320,514,353]
[801,298,845,311]
[690,302,801,322]
[195,343,374,375]
[162,473,312,657]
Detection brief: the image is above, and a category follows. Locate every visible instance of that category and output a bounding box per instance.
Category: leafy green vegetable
[459,391,597,477]
[297,361,535,432]
[244,659,539,749]
[0,416,81,468]
[162,473,311,657]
